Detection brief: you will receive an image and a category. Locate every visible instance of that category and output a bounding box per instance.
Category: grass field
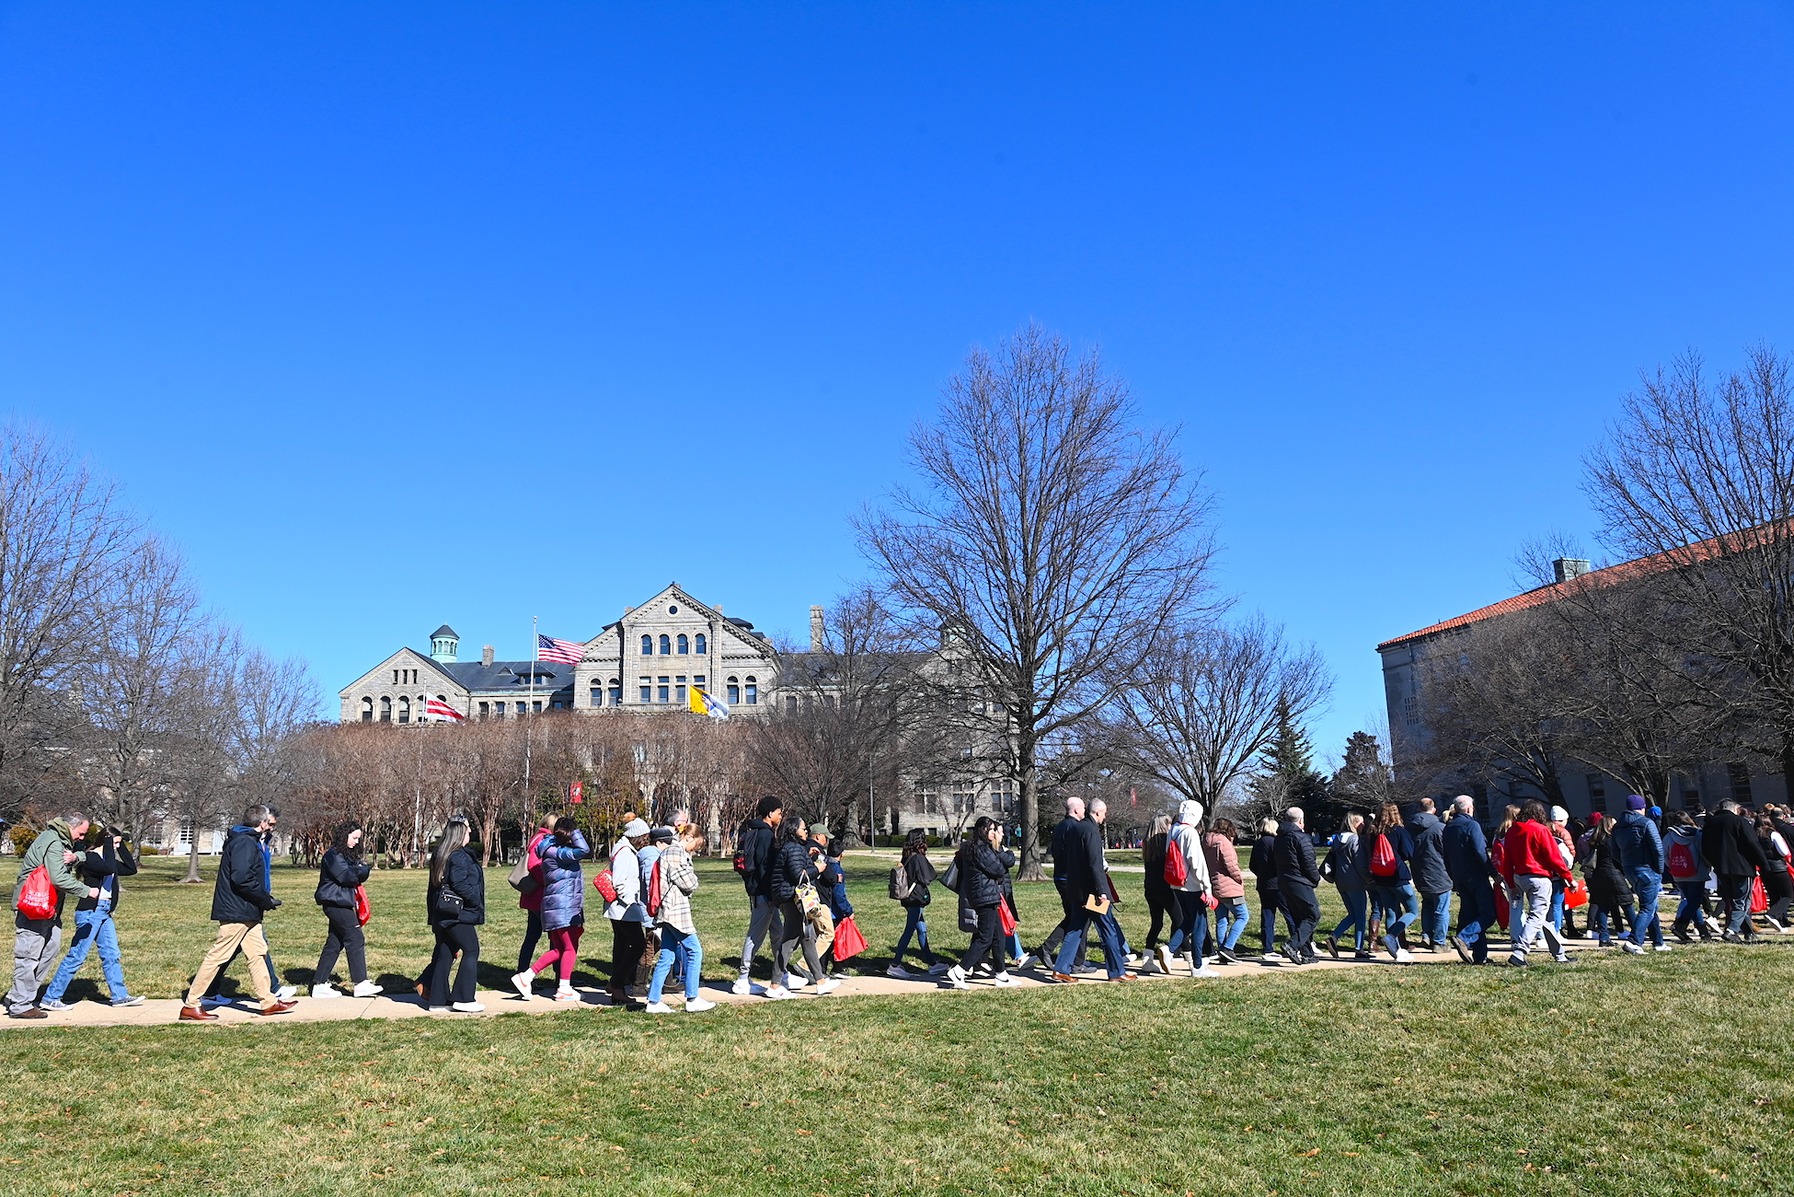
[5,855,1792,1196]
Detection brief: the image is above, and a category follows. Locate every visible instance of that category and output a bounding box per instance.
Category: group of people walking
[9,789,1793,1020]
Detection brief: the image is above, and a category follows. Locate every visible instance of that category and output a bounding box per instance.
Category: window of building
[786,694,798,714]
[919,786,938,815]
[609,678,622,706]
[990,779,1015,814]
[1729,762,1752,803]
[641,634,653,655]
[478,701,489,718]
[591,683,603,708]
[693,674,705,692]
[1471,783,1487,807]
[380,695,392,722]
[677,634,689,655]
[676,675,687,705]
[639,678,652,703]
[494,701,506,716]
[398,695,411,724]
[745,675,758,705]
[658,676,670,704]
[533,700,543,713]
[1587,774,1607,813]
[727,676,740,705]
[392,669,400,684]
[1679,783,1701,809]
[953,782,975,814]
[360,697,373,722]
[1402,695,1420,726]
[659,634,671,655]
[178,818,194,850]
[695,633,707,655]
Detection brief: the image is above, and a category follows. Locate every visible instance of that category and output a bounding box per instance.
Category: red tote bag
[831,914,868,961]
[15,865,56,920]
[353,884,371,927]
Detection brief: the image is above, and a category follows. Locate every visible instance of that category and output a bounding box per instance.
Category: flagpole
[525,615,537,825]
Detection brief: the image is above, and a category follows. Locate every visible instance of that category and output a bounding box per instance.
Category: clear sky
[3,5,1791,765]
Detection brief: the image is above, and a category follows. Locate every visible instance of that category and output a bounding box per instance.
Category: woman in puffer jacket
[310,821,375,998]
[511,817,590,1002]
[945,817,1017,990]
[767,819,831,1000]
[1155,800,1219,979]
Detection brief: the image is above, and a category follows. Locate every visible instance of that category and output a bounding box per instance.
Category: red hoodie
[1500,820,1570,885]
[519,829,551,912]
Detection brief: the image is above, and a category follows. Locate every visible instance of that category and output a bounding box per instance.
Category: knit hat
[1648,805,1663,819]
[622,818,649,838]
[1626,794,1648,811]
[1549,805,1569,824]
[1588,812,1604,823]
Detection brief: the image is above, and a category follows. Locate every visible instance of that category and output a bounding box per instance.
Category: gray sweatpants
[1511,875,1565,958]
[739,895,778,979]
[9,915,62,1014]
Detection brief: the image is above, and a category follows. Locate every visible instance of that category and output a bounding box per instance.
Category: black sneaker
[1449,934,1474,964]
[1672,925,1693,945]
[1216,948,1237,965]
[1325,935,1340,960]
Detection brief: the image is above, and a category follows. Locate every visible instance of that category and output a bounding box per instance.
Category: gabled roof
[337,645,461,696]
[1376,522,1785,652]
[438,661,575,693]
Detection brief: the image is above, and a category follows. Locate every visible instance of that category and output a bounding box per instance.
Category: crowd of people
[7,788,1792,1020]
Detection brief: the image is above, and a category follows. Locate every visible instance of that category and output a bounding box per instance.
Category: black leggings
[610,919,646,991]
[313,905,367,985]
[960,905,1002,973]
[428,923,479,1006]
[1144,884,1171,948]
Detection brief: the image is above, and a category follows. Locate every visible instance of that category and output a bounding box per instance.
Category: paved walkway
[2,949,1465,1031]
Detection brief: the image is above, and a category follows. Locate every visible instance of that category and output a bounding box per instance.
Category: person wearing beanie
[1612,794,1669,954]
[1547,806,1579,937]
[604,818,652,1006]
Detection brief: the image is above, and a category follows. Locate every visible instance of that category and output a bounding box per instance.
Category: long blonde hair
[430,818,470,887]
[1494,804,1521,841]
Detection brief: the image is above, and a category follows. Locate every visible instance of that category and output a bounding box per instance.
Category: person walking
[1499,800,1575,967]
[310,821,377,999]
[1611,796,1669,954]
[1441,795,1497,965]
[732,796,783,995]
[1152,800,1216,978]
[1249,817,1286,959]
[1049,796,1133,984]
[512,816,590,1002]
[644,825,715,1013]
[944,817,1017,989]
[514,814,554,975]
[179,805,296,1021]
[1754,813,1793,931]
[37,823,143,1011]
[605,818,652,1005]
[424,816,485,1013]
[1272,807,1323,964]
[1662,811,1712,943]
[1581,815,1635,947]
[10,811,96,1019]
[1324,812,1370,960]
[814,834,854,975]
[1203,817,1249,964]
[767,817,832,999]
[1547,806,1579,937]
[1701,799,1767,943]
[888,829,944,978]
[1408,798,1452,952]
[1363,802,1420,963]
[1142,814,1174,954]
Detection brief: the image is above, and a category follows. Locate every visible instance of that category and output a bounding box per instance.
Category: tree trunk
[182,830,203,883]
[1018,735,1043,880]
[1780,731,1794,810]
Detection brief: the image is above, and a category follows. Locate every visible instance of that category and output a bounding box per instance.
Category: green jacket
[13,820,88,917]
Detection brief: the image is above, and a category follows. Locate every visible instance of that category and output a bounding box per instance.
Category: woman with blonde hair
[1141,813,1174,956]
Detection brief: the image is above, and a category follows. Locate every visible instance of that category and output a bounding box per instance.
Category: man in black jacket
[732,796,783,995]
[1273,807,1324,964]
[1048,797,1133,983]
[180,805,295,1021]
[39,827,143,1009]
[1702,800,1768,942]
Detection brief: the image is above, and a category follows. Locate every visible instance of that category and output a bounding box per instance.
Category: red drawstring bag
[831,914,868,961]
[1564,878,1589,911]
[1163,839,1189,887]
[15,865,56,920]
[353,884,371,927]
[1751,876,1769,915]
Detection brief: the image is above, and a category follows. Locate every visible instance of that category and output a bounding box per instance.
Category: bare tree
[1102,614,1330,819]
[860,325,1217,878]
[1585,346,1794,791]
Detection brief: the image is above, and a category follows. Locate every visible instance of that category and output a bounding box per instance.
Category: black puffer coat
[955,841,1010,909]
[315,847,372,909]
[770,837,817,902]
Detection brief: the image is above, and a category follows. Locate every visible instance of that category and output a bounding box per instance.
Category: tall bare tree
[860,325,1216,878]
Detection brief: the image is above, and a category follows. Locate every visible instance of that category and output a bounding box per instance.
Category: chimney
[1552,558,1592,584]
[810,605,825,653]
[481,644,495,667]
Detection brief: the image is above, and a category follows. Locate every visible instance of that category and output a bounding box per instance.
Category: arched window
[676,633,689,655]
[608,678,622,706]
[694,633,707,655]
[659,634,671,655]
[641,634,653,655]
[398,695,411,724]
[745,675,758,705]
[379,695,392,722]
[590,682,603,708]
[785,694,797,715]
[726,676,740,705]
[360,697,373,722]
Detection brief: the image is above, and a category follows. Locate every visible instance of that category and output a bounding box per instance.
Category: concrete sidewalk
[0,947,1477,1030]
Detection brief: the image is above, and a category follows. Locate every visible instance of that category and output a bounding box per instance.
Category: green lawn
[8,855,1792,1196]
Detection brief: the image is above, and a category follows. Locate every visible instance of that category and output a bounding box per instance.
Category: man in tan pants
[180,805,296,1020]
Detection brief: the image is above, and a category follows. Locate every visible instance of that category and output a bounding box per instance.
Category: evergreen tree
[1331,730,1393,812]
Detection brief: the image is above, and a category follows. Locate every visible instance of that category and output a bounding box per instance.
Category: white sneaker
[992,971,1017,986]
[786,974,810,991]
[944,965,969,990]
[1192,966,1221,979]
[511,970,537,1000]
[731,977,753,996]
[644,1001,673,1014]
[1014,952,1033,971]
[814,977,841,995]
[763,986,794,1001]
[310,984,342,1000]
[1653,944,1674,953]
[684,997,717,1012]
[1125,953,1143,968]
[427,1005,450,1013]
[1621,941,1644,955]
[1154,944,1174,974]
[1263,951,1286,963]
[553,987,579,1003]
[449,1001,485,1013]
[351,980,380,998]
[885,964,914,979]
[276,985,298,1002]
[1393,949,1415,964]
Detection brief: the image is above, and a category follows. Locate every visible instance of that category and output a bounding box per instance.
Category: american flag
[537,634,585,665]
[423,697,465,722]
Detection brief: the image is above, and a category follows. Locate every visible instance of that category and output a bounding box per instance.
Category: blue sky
[3,4,1791,765]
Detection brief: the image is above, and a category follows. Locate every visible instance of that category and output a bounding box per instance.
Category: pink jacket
[1202,831,1245,900]
[519,829,551,912]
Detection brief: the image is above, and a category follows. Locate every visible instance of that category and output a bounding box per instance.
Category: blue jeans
[1673,880,1711,935]
[894,905,935,966]
[1718,875,1752,936]
[1627,868,1663,948]
[1592,901,1635,944]
[648,925,701,1003]
[1330,887,1368,950]
[1549,879,1566,931]
[1455,882,1497,962]
[1215,896,1249,950]
[1055,902,1128,977]
[43,906,129,1004]
[1374,883,1419,942]
[1165,890,1209,961]
[1420,890,1452,945]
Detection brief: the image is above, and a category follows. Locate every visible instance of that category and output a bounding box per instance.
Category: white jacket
[605,839,648,923]
[1167,821,1212,894]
